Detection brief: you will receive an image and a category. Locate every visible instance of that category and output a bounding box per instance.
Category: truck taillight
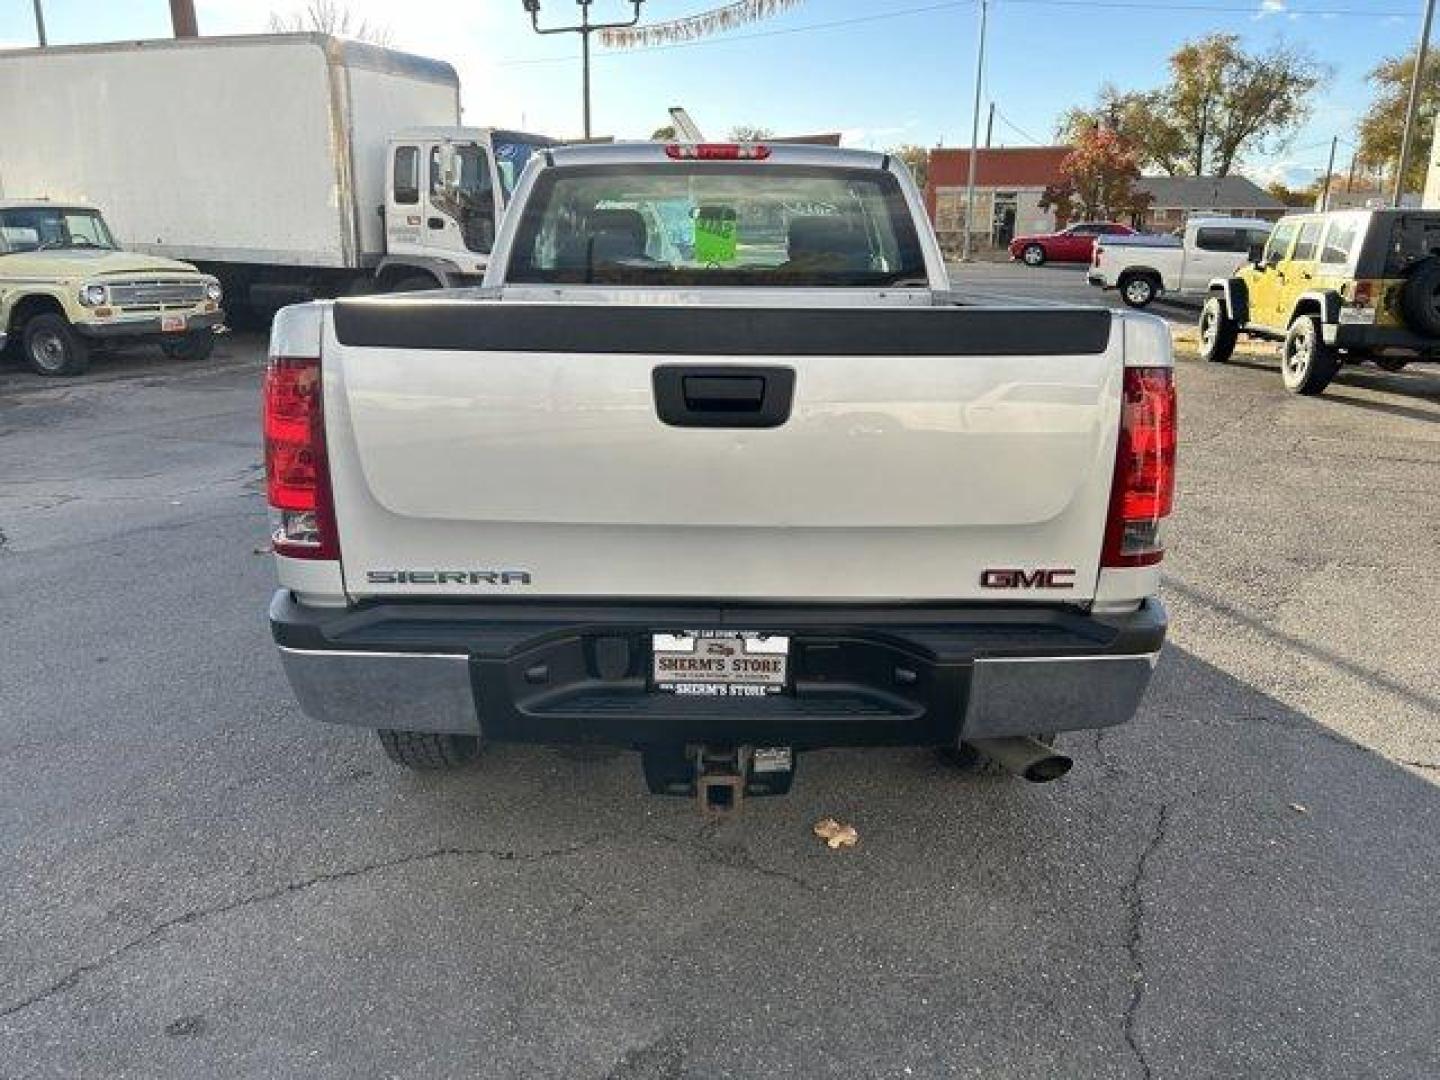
[665,143,771,161]
[1102,367,1176,568]
[263,354,339,560]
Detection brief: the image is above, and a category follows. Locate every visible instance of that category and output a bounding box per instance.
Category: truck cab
[1090,217,1272,308]
[377,128,557,292]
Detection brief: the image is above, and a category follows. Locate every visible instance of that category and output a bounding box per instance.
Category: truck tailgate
[321,301,1124,602]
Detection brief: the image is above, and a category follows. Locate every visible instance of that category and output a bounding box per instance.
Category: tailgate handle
[683,375,765,411]
[653,365,795,428]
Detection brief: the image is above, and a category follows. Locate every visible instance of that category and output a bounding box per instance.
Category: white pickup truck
[264,142,1174,808]
[1089,216,1273,308]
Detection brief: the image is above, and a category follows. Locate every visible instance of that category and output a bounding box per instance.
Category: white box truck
[0,33,554,317]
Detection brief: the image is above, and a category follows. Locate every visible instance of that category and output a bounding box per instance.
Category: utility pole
[523,0,645,140]
[31,0,46,46]
[1320,135,1338,211]
[961,0,988,262]
[985,102,995,149]
[169,0,199,37]
[1395,0,1437,207]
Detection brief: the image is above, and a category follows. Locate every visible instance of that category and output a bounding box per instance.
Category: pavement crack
[0,841,592,1023]
[650,827,815,893]
[1122,802,1171,1080]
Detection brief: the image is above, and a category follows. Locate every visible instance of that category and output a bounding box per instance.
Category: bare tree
[268,1,392,45]
[728,124,774,142]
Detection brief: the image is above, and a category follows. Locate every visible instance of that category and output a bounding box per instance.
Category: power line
[498,0,973,66]
[992,106,1047,146]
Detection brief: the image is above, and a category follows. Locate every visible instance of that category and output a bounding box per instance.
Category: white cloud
[1254,0,1299,19]
[838,120,920,149]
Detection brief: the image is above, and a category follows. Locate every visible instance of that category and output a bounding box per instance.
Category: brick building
[925,146,1071,254]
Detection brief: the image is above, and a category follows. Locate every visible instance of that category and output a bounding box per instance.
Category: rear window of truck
[504,163,928,287]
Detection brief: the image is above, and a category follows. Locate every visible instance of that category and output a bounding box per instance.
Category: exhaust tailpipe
[965,736,1073,783]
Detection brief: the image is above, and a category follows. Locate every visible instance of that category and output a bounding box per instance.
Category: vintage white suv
[262,142,1176,810]
[0,200,223,375]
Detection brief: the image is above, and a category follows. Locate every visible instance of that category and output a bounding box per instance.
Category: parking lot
[1,320,1438,1078]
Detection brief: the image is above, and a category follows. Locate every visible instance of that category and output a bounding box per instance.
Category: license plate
[652,632,789,697]
[161,314,186,333]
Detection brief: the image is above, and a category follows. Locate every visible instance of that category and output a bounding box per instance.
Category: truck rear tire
[1119,272,1158,308]
[22,313,91,376]
[377,729,481,770]
[1281,315,1339,395]
[160,331,216,362]
[1198,296,1238,363]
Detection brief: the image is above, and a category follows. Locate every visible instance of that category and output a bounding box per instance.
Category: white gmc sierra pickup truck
[264,142,1175,809]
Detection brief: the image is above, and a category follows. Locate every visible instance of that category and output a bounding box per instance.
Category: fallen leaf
[813,817,859,850]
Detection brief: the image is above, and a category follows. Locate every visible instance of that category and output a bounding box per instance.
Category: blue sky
[0,0,1422,185]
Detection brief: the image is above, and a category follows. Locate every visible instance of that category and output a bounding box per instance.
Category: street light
[522,0,645,140]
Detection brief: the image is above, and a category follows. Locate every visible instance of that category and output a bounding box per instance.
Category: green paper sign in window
[694,205,738,264]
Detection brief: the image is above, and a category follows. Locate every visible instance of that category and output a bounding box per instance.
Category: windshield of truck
[493,138,548,200]
[0,207,117,254]
[505,163,928,287]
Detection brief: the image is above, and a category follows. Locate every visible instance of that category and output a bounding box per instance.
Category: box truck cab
[378,128,554,293]
[0,34,554,319]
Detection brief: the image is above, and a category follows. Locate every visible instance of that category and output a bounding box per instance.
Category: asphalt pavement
[946,258,1198,324]
[1,308,1438,1079]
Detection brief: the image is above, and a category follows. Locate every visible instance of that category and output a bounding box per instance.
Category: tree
[728,125,774,142]
[1265,181,1315,208]
[1167,34,1323,176]
[651,125,678,141]
[1358,49,1440,195]
[1039,128,1153,224]
[1060,35,1324,177]
[890,145,929,190]
[268,1,391,45]
[1059,85,1186,175]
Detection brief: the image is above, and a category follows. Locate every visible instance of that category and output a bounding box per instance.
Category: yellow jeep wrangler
[0,200,223,376]
[1198,209,1440,395]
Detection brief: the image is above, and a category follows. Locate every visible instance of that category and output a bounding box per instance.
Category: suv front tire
[1281,314,1339,395]
[1198,296,1238,363]
[22,313,91,376]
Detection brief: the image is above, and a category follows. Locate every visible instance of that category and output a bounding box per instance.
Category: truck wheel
[1119,273,1158,308]
[1399,257,1440,336]
[377,729,480,770]
[387,275,440,295]
[938,734,1058,776]
[1198,296,1238,363]
[1281,315,1339,395]
[22,313,91,376]
[160,331,216,362]
[1020,244,1046,267]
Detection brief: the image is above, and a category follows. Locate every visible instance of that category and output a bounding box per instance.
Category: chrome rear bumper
[270,592,1166,748]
